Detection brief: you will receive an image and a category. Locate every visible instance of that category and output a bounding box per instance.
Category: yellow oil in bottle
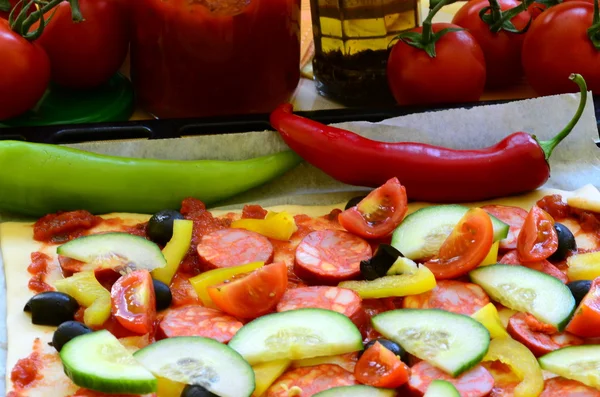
[311,0,420,105]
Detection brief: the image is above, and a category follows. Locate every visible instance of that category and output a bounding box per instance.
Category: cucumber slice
[372,309,490,377]
[391,205,509,260]
[228,308,363,365]
[313,385,396,396]
[57,232,167,272]
[469,264,576,331]
[134,336,255,397]
[424,380,461,397]
[539,345,600,389]
[60,330,157,394]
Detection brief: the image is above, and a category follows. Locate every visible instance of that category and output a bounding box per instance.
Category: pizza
[2,177,600,397]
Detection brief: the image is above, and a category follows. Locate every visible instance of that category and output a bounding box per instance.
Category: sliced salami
[294,229,372,284]
[482,361,521,397]
[540,377,600,396]
[360,298,397,342]
[507,312,583,356]
[499,250,568,283]
[276,286,366,327]
[407,361,494,397]
[196,228,274,270]
[156,305,243,343]
[482,205,528,251]
[402,280,490,316]
[265,364,358,397]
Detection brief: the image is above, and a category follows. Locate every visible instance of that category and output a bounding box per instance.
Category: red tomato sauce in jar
[129,0,301,118]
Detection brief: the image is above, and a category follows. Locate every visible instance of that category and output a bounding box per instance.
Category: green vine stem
[394,0,463,58]
[478,0,535,33]
[4,0,82,41]
[587,0,600,49]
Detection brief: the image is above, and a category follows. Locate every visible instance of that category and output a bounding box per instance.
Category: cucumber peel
[313,385,396,396]
[539,345,600,389]
[424,380,460,397]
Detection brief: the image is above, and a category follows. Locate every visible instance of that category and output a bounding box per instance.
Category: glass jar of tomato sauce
[130,0,301,118]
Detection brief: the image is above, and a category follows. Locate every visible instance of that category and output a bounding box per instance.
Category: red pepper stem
[538,74,588,161]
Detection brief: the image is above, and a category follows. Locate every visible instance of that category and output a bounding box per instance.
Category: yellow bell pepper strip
[482,337,544,397]
[54,271,111,328]
[252,359,291,397]
[151,219,193,285]
[338,265,436,299]
[498,307,518,329]
[231,211,298,241]
[567,251,600,281]
[386,257,419,275]
[479,241,499,267]
[189,261,265,307]
[472,303,509,339]
[156,376,185,397]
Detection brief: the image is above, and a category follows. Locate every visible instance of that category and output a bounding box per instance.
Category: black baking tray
[2,95,600,145]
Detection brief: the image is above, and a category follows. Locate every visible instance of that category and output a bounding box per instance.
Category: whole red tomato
[522,1,600,95]
[527,0,593,19]
[387,23,486,106]
[0,19,50,120]
[34,0,129,89]
[452,0,532,88]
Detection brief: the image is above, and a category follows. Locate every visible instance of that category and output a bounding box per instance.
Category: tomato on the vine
[452,0,532,88]
[33,0,130,89]
[527,0,593,19]
[0,19,50,121]
[522,1,600,95]
[387,21,486,106]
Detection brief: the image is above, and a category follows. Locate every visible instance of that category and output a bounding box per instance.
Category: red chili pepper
[270,74,587,203]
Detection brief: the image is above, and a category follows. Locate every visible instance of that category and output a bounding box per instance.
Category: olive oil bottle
[310,0,420,106]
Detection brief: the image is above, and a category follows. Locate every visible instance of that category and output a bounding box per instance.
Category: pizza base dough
[0,186,593,396]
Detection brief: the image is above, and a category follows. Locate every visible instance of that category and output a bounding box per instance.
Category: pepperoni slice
[482,361,521,397]
[540,377,600,396]
[196,228,274,270]
[276,286,366,327]
[402,280,490,315]
[156,305,243,343]
[294,229,372,284]
[499,251,567,283]
[507,312,583,357]
[481,205,528,251]
[265,364,358,397]
[407,361,494,397]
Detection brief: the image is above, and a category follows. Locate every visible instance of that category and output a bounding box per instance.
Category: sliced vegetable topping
[372,309,490,377]
[110,270,156,335]
[538,345,600,389]
[231,210,298,241]
[134,336,255,397]
[252,359,291,397]
[360,244,403,281]
[391,204,508,261]
[550,222,577,261]
[338,177,408,239]
[147,209,185,246]
[565,277,600,338]
[313,385,396,396]
[189,261,265,308]
[424,380,460,397]
[469,264,576,331]
[354,341,410,388]
[517,206,558,263]
[207,261,288,319]
[54,271,112,328]
[482,336,544,397]
[57,232,167,273]
[52,321,93,352]
[60,330,157,394]
[338,265,436,299]
[471,303,509,339]
[228,308,364,365]
[151,219,193,285]
[24,291,79,326]
[424,208,494,279]
[567,251,600,281]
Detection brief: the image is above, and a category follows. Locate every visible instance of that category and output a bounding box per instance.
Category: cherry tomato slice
[566,277,600,338]
[354,341,410,388]
[517,206,558,263]
[338,177,408,239]
[424,208,494,280]
[110,270,156,335]
[207,262,288,319]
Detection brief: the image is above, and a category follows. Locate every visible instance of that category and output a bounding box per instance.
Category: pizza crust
[0,187,594,396]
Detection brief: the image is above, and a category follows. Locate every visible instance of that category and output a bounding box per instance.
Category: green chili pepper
[0,140,302,217]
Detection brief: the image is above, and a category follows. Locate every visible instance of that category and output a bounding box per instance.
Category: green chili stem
[538,74,588,161]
